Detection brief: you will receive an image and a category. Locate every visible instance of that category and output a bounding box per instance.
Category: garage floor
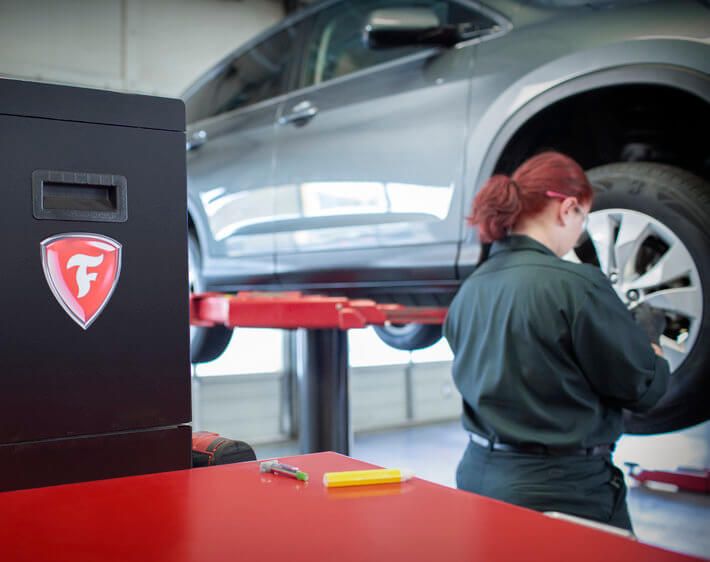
[256,421,710,559]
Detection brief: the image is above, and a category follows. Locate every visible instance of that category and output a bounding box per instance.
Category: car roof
[181,0,656,101]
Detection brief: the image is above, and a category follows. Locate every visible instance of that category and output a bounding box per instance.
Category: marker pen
[260,460,309,482]
[323,468,414,488]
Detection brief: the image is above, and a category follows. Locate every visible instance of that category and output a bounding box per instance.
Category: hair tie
[509,179,521,193]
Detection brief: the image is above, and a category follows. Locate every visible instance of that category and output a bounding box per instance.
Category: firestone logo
[41,233,122,330]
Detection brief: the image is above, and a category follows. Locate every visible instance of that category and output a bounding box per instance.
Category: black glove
[631,304,666,344]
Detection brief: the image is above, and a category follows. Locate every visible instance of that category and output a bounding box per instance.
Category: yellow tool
[323,468,414,488]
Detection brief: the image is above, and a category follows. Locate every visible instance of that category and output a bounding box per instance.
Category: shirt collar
[489,234,557,258]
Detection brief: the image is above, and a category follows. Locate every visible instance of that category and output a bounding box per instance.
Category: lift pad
[627,464,709,494]
[190,291,448,330]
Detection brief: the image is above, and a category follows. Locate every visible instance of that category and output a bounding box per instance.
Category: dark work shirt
[444,235,670,448]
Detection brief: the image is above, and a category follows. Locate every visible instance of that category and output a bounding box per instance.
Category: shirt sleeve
[571,278,670,412]
[443,304,458,354]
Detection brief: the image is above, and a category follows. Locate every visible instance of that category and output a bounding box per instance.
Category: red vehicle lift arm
[190,291,448,330]
[626,464,710,494]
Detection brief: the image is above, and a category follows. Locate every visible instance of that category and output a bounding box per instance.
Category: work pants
[456,441,633,531]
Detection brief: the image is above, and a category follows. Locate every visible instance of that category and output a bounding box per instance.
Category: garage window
[194,328,285,376]
[349,327,453,367]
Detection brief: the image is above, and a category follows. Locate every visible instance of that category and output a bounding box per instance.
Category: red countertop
[0,452,701,562]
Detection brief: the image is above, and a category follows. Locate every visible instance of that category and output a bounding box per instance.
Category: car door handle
[186,129,208,151]
[277,101,318,127]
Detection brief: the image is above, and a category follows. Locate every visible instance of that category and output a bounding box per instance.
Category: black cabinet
[0,78,191,490]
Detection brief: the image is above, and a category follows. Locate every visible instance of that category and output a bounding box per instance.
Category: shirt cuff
[631,356,671,412]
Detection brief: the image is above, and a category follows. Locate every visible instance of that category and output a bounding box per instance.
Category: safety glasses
[546,190,589,231]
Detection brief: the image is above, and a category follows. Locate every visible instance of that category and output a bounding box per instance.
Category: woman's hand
[651,343,665,357]
[632,304,666,345]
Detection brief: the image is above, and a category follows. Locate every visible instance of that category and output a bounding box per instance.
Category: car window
[186,24,302,122]
[300,0,495,88]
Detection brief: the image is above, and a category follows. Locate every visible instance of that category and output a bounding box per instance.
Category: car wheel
[570,162,709,434]
[373,323,443,351]
[189,233,233,364]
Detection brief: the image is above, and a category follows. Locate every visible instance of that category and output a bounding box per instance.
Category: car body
[184,0,710,433]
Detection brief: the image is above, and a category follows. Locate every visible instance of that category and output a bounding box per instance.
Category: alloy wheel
[568,208,703,372]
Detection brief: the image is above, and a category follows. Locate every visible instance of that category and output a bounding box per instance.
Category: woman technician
[444,152,670,531]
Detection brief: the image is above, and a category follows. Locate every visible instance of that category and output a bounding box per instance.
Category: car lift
[190,291,448,455]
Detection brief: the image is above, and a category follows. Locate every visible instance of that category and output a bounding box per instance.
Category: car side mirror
[363,8,461,49]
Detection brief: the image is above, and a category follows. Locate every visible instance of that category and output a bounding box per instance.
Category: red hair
[469,152,593,243]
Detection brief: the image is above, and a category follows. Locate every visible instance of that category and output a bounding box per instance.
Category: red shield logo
[41,233,122,329]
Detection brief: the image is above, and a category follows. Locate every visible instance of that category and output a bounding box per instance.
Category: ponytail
[468,175,523,243]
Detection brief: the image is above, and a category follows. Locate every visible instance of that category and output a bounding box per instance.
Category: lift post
[296,328,350,454]
[191,292,448,455]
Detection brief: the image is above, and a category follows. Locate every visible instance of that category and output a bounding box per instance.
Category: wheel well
[493,84,709,182]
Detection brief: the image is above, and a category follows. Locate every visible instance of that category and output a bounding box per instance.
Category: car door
[271,0,492,289]
[185,23,303,289]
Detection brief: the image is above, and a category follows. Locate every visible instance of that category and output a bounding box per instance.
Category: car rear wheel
[189,233,233,364]
[570,162,709,434]
[373,323,443,351]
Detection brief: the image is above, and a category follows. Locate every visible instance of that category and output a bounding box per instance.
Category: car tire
[578,162,710,434]
[373,323,443,351]
[189,233,233,364]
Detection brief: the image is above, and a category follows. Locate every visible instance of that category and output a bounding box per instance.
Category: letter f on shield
[41,233,122,329]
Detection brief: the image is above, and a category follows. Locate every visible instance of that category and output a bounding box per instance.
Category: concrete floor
[256,421,710,559]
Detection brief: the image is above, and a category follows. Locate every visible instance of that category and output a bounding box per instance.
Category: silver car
[184,0,710,434]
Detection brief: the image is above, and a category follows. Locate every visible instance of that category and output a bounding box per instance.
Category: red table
[0,452,701,562]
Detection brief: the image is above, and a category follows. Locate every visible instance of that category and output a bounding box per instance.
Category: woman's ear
[559,198,577,226]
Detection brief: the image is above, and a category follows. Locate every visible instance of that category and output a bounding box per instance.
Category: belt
[468,432,614,457]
